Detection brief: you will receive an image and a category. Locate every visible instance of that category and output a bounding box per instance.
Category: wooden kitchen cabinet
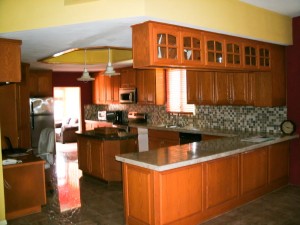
[105,75,120,103]
[77,135,138,181]
[132,21,181,68]
[186,71,215,105]
[136,68,165,105]
[3,156,46,220]
[148,129,179,150]
[225,38,242,68]
[120,67,136,88]
[0,63,31,149]
[268,141,289,186]
[204,155,239,210]
[29,70,53,97]
[93,72,120,104]
[243,42,258,70]
[201,134,223,141]
[181,30,204,66]
[204,33,225,68]
[240,147,268,196]
[77,137,104,178]
[214,72,249,105]
[258,44,271,71]
[0,38,22,83]
[132,21,204,68]
[254,45,286,107]
[93,72,106,104]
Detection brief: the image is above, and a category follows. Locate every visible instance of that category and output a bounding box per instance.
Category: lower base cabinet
[122,141,290,225]
[77,136,137,181]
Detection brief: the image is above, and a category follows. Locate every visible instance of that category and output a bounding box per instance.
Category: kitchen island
[116,133,298,225]
[77,129,138,182]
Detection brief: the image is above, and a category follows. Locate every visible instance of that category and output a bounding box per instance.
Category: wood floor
[6,142,300,225]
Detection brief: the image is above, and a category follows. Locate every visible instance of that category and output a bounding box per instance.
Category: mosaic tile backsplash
[85,104,287,134]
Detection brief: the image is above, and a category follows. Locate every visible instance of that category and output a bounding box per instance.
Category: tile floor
[7,143,300,225]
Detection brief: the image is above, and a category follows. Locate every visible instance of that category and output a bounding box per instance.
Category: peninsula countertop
[115,133,299,171]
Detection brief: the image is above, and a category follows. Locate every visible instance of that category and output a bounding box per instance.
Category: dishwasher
[179,132,202,144]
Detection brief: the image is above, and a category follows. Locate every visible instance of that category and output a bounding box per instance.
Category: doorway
[53,87,82,212]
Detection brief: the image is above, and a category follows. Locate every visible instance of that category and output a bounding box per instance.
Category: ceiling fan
[104,48,120,76]
[77,49,95,82]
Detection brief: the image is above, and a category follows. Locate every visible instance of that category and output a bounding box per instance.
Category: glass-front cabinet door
[181,31,203,66]
[204,34,225,67]
[258,45,271,70]
[226,41,242,68]
[244,44,257,69]
[153,25,180,65]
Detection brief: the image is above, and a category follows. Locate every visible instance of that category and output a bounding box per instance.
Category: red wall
[52,72,93,131]
[287,16,300,186]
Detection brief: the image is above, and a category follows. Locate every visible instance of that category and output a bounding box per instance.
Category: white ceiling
[241,0,300,17]
[0,1,300,72]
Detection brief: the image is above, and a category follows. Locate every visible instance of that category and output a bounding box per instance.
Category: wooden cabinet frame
[122,141,290,225]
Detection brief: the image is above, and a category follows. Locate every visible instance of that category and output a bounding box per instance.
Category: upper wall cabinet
[204,33,225,67]
[93,72,120,105]
[132,21,204,68]
[136,69,165,105]
[29,70,53,97]
[132,21,273,72]
[0,38,22,83]
[119,67,136,88]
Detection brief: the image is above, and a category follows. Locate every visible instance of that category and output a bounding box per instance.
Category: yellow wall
[0,0,292,45]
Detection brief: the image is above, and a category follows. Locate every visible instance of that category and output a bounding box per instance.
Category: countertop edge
[115,134,299,171]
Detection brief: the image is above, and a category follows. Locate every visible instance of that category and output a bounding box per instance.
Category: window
[166,69,195,114]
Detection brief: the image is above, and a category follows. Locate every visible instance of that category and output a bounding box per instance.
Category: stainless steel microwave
[119,88,137,104]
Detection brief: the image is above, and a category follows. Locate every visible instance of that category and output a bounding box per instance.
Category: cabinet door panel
[241,148,268,195]
[186,71,200,104]
[77,137,90,173]
[204,155,239,209]
[153,25,180,65]
[0,38,21,82]
[181,30,203,66]
[90,139,104,178]
[269,142,289,184]
[214,72,230,105]
[231,73,248,105]
[199,71,215,105]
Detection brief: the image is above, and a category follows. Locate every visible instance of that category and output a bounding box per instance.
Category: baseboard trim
[0,220,7,225]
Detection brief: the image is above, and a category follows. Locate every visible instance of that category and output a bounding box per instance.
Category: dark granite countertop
[77,130,138,141]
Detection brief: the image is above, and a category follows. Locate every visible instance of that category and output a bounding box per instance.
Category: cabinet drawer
[148,129,179,140]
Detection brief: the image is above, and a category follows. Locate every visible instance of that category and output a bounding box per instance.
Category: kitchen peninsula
[116,132,298,225]
[77,128,138,182]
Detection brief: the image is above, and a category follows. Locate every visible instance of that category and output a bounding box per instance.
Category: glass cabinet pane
[157,34,166,45]
[169,48,177,59]
[168,35,177,46]
[158,47,166,58]
[184,37,191,47]
[207,41,215,50]
[193,50,201,60]
[216,42,222,51]
[193,38,200,48]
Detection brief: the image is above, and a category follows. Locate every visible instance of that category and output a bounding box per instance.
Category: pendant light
[77,49,95,82]
[104,48,120,76]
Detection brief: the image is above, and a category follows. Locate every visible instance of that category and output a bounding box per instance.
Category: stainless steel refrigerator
[30,97,55,148]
